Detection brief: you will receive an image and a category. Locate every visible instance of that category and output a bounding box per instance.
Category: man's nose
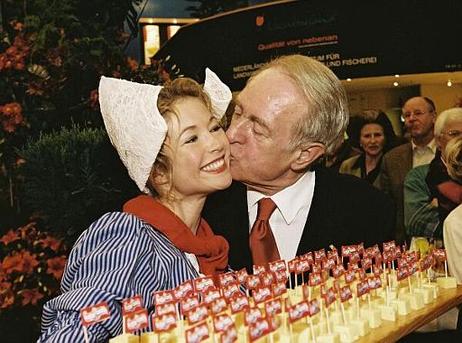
[226,119,245,143]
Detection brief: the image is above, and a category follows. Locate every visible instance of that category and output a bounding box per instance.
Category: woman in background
[339,109,398,187]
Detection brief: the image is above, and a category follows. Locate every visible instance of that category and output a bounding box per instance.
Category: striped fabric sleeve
[37,212,190,343]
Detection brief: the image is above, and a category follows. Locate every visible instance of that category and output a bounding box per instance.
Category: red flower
[20,250,40,274]
[0,102,25,133]
[46,256,67,280]
[19,288,44,306]
[2,252,23,274]
[0,285,15,309]
[3,250,40,274]
[0,230,20,245]
[39,236,62,252]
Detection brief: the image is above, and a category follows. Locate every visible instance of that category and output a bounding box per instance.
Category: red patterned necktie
[249,197,281,266]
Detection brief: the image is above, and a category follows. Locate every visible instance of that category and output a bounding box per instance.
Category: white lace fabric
[99,77,167,193]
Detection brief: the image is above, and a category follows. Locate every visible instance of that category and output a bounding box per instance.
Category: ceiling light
[447,80,453,87]
[346,78,352,82]
[393,81,399,87]
[395,74,400,78]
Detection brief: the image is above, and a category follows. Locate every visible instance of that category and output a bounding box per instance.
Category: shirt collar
[247,171,315,225]
[412,138,437,153]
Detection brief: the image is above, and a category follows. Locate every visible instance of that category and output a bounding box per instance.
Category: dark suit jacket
[379,143,413,243]
[203,168,395,272]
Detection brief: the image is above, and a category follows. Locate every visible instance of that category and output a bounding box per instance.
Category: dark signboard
[153,0,462,90]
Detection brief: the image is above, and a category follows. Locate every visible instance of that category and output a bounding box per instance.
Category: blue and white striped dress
[38,212,199,342]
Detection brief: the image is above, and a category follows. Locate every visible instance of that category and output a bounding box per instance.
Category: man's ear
[291,143,326,171]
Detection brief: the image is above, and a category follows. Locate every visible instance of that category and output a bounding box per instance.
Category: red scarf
[123,195,229,276]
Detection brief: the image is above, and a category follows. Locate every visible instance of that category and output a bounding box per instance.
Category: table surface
[357,285,462,343]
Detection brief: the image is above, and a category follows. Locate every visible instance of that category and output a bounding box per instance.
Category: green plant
[18,125,138,245]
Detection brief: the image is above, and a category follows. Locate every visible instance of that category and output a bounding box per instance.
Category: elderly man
[380,96,437,243]
[404,108,462,240]
[427,107,462,222]
[203,55,394,272]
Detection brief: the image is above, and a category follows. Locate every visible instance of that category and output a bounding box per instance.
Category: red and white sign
[174,280,194,300]
[186,304,209,325]
[219,272,236,288]
[194,276,215,293]
[236,268,249,284]
[153,290,175,305]
[213,313,234,332]
[265,298,282,316]
[288,301,310,323]
[253,286,272,304]
[244,307,263,325]
[340,285,352,302]
[124,309,148,333]
[259,271,275,287]
[308,299,320,316]
[324,287,336,308]
[308,272,322,286]
[356,280,370,297]
[344,269,356,284]
[220,325,238,343]
[203,289,221,305]
[253,265,266,275]
[185,322,209,343]
[210,297,228,314]
[222,283,241,300]
[121,295,143,315]
[314,248,326,263]
[249,318,271,342]
[272,282,287,297]
[229,294,250,314]
[80,302,110,326]
[156,302,176,316]
[181,295,200,314]
[246,275,261,289]
[332,264,345,278]
[269,259,286,273]
[152,313,177,333]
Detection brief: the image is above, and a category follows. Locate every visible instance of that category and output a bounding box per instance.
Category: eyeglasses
[401,110,434,120]
[441,130,462,138]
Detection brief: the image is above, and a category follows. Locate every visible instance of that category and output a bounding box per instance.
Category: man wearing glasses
[427,107,462,226]
[380,96,437,243]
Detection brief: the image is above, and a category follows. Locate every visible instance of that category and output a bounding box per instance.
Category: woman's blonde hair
[146,78,211,196]
[443,136,462,183]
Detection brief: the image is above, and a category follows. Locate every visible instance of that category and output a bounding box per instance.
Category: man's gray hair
[250,54,349,154]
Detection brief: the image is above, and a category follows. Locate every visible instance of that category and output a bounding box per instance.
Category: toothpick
[83,326,89,343]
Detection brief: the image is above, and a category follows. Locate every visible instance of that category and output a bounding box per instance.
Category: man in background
[380,96,437,243]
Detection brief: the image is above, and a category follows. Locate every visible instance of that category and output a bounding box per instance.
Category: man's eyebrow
[234,97,270,131]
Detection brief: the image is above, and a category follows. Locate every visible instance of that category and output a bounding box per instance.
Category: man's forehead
[403,97,430,110]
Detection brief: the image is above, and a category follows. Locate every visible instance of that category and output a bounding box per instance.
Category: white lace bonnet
[98,68,232,193]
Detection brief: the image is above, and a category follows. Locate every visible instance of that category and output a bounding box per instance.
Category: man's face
[437,118,462,151]
[226,68,307,193]
[402,97,436,143]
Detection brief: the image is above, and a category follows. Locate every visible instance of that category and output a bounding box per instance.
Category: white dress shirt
[412,138,437,167]
[247,171,315,262]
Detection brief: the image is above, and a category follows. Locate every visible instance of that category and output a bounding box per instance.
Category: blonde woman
[38,71,232,342]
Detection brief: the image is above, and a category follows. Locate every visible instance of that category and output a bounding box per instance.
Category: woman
[339,110,398,187]
[38,71,232,342]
